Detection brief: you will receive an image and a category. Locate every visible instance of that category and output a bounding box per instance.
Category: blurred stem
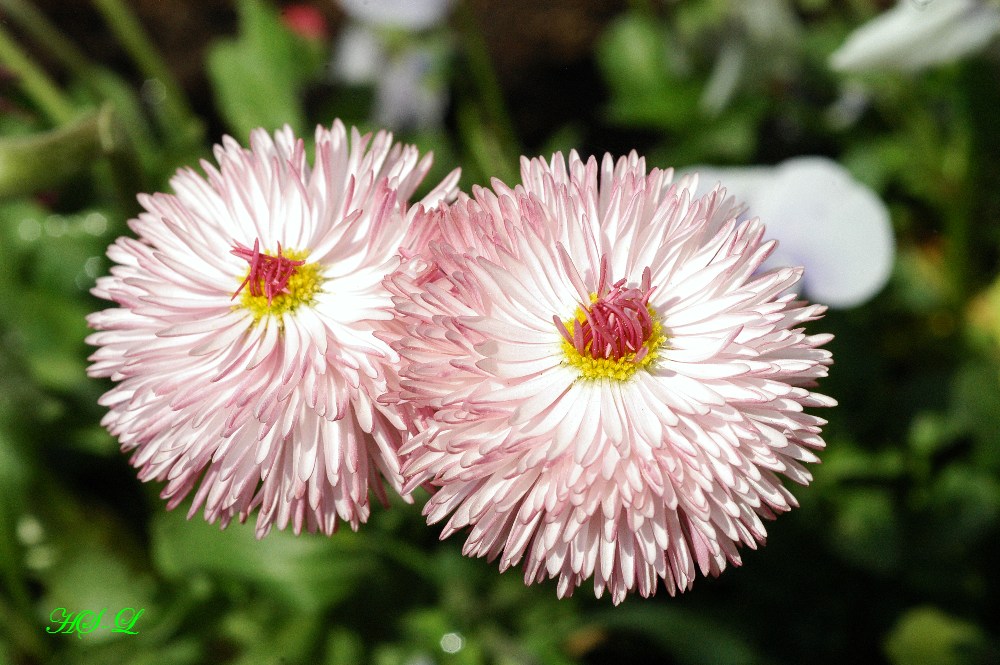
[943,203,971,302]
[0,104,142,205]
[455,1,521,175]
[0,596,50,662]
[0,21,76,124]
[0,500,49,662]
[0,0,93,77]
[943,97,974,302]
[627,0,657,14]
[0,500,31,613]
[457,102,518,185]
[90,0,197,133]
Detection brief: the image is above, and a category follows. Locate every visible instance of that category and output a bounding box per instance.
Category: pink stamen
[557,254,658,364]
[231,240,305,305]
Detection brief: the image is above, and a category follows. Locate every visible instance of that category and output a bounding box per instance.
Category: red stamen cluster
[556,255,657,362]
[231,239,305,305]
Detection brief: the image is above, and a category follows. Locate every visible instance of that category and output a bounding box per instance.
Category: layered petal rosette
[87,121,459,537]
[388,151,834,603]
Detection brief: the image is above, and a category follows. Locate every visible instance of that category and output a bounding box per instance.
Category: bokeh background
[1,0,999,663]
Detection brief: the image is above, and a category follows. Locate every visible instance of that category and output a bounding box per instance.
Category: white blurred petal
[830,0,1000,73]
[331,24,385,84]
[375,48,447,131]
[689,157,894,308]
[338,0,454,31]
[700,40,745,115]
[738,0,801,45]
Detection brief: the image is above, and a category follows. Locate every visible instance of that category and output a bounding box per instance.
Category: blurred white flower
[375,49,447,131]
[830,0,1000,73]
[338,0,454,31]
[332,0,453,130]
[692,157,894,308]
[332,24,385,84]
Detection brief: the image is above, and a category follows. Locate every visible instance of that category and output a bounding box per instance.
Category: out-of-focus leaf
[456,102,518,186]
[950,362,1000,472]
[151,508,375,611]
[0,107,119,200]
[39,546,156,644]
[226,610,322,665]
[206,0,323,139]
[586,604,763,665]
[884,607,985,665]
[893,244,954,312]
[0,412,32,489]
[929,464,1000,543]
[402,608,485,665]
[908,412,960,459]
[813,438,904,486]
[595,15,702,130]
[70,69,158,192]
[325,627,364,665]
[829,487,901,575]
[49,638,202,665]
[0,290,91,392]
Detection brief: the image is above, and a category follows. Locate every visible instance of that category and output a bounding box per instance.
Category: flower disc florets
[231,241,321,322]
[557,258,666,381]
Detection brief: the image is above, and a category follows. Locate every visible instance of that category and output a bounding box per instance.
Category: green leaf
[595,15,702,130]
[151,508,375,612]
[596,15,670,99]
[929,464,1000,543]
[325,628,364,665]
[884,607,985,665]
[205,0,322,139]
[950,362,1000,472]
[829,487,902,575]
[0,289,92,392]
[39,547,155,644]
[0,106,119,200]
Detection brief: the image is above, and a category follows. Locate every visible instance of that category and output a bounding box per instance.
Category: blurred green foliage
[1,0,999,663]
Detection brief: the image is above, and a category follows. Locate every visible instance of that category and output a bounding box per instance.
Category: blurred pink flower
[387,152,835,603]
[87,121,459,538]
[281,4,329,41]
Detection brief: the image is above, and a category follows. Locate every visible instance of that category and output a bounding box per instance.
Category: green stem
[0,104,141,203]
[457,101,518,185]
[89,0,196,130]
[0,0,93,76]
[454,1,521,171]
[0,21,76,124]
[0,499,49,661]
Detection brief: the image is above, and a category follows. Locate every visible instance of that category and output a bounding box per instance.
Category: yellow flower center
[559,293,666,382]
[231,243,323,323]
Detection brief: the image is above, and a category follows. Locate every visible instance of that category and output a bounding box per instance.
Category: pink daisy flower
[387,151,835,603]
[87,120,459,537]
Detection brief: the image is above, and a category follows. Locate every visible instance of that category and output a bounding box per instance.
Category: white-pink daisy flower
[87,120,459,537]
[387,151,835,603]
